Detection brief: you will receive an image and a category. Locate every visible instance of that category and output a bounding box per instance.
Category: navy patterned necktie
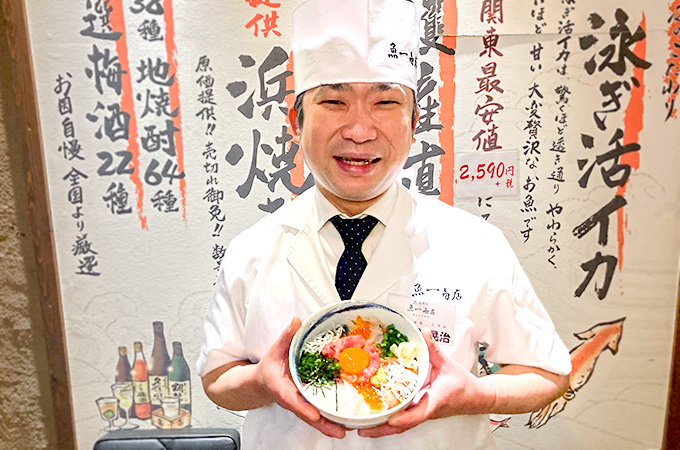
[329,215,379,300]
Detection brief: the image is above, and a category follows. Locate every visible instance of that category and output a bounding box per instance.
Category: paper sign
[403,299,456,347]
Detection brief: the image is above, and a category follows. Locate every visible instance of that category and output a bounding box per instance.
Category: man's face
[290,82,416,215]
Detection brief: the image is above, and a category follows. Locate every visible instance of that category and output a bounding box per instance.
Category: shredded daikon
[381,362,418,402]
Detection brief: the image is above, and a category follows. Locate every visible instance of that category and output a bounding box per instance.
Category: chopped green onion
[378,324,409,358]
[297,351,341,388]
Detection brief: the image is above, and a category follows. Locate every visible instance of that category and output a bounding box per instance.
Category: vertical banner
[24,0,680,448]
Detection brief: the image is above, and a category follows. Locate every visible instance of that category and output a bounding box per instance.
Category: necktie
[329,215,379,300]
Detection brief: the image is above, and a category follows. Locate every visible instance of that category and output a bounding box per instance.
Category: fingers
[281,394,346,438]
[288,316,302,334]
[388,394,432,428]
[422,327,444,368]
[306,416,347,439]
[281,391,345,438]
[283,389,320,423]
[282,317,303,347]
[256,317,346,439]
[270,317,302,360]
[358,422,406,438]
[411,385,428,406]
[358,395,433,438]
[357,328,440,439]
[267,317,347,438]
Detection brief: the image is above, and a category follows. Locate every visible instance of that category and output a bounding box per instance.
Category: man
[198,0,571,449]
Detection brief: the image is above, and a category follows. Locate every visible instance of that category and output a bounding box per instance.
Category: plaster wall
[0,9,57,450]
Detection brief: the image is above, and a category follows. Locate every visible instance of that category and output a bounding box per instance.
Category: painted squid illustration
[527,317,625,429]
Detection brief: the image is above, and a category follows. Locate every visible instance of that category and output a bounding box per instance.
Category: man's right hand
[203,317,347,438]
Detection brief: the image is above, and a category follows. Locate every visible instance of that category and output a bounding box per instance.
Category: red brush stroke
[666,1,680,120]
[109,0,147,229]
[438,0,457,205]
[164,0,187,222]
[285,51,305,200]
[617,15,646,269]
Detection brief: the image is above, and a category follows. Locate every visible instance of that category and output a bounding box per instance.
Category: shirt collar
[314,182,399,231]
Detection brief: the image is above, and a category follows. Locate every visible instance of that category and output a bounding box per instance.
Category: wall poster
[24,0,680,448]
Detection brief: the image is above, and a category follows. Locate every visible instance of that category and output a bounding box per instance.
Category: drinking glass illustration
[96,396,120,431]
[111,383,138,429]
[161,397,180,418]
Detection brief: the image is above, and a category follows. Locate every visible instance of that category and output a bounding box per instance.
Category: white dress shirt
[315,183,398,284]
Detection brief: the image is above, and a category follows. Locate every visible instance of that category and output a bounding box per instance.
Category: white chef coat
[198,182,571,450]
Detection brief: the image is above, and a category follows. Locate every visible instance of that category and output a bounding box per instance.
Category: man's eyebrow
[319,83,351,92]
[318,83,400,93]
[369,83,401,93]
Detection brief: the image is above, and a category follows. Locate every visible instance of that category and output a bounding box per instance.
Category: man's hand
[254,317,347,439]
[359,328,569,439]
[358,328,497,438]
[202,317,346,439]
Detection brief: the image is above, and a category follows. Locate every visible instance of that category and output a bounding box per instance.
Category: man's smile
[334,156,381,166]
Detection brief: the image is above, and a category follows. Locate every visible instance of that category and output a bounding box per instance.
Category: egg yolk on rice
[338,347,370,374]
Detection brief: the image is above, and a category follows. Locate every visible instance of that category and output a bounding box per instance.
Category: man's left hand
[358,328,497,438]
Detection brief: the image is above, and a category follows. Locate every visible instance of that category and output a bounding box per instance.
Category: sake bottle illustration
[149,321,171,413]
[132,341,151,419]
[169,341,191,412]
[115,346,135,418]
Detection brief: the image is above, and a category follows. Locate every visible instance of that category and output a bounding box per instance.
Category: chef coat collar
[314,183,398,232]
[284,182,429,305]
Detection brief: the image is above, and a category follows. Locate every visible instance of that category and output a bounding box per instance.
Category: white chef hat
[292,0,420,94]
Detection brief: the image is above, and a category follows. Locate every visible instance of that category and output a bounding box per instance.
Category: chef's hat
[292,0,420,94]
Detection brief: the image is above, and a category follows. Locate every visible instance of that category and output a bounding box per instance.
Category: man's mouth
[335,157,380,166]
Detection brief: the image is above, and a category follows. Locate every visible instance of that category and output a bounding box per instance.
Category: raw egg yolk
[338,347,370,374]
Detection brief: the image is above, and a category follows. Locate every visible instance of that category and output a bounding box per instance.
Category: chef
[198,0,571,449]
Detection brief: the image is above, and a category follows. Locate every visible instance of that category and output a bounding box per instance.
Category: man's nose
[341,105,378,143]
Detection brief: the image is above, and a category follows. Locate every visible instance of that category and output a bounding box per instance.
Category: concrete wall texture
[0,8,57,450]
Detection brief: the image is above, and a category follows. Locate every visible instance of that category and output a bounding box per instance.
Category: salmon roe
[348,316,374,341]
[354,381,385,412]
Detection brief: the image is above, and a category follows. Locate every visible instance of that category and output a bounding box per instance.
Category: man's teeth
[340,157,376,165]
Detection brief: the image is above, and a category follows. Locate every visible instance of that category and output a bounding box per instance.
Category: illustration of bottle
[149,321,171,413]
[132,341,151,419]
[115,346,135,419]
[168,341,191,413]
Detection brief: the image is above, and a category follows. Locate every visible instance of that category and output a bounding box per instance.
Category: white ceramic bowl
[289,300,429,428]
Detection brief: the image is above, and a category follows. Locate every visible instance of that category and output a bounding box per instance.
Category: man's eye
[377,100,399,105]
[321,100,343,105]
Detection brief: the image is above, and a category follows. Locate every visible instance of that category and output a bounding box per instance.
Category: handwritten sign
[21,1,680,448]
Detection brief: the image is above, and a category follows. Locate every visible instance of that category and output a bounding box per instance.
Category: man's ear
[289,107,301,143]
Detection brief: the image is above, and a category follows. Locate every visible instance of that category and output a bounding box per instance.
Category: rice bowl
[289,301,429,428]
